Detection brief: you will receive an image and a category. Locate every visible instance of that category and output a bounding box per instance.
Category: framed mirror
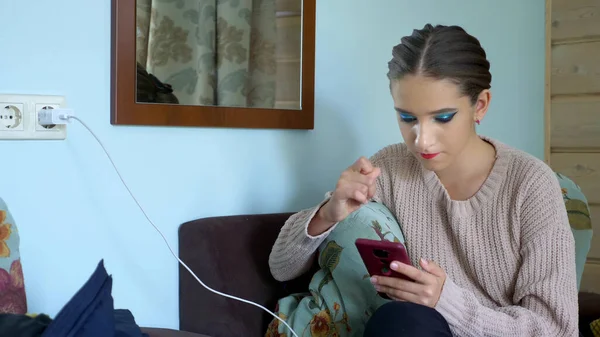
[111,0,315,129]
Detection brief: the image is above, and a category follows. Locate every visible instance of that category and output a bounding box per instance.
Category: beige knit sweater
[269,138,579,336]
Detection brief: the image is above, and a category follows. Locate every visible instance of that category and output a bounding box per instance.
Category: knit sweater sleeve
[268,151,391,282]
[267,194,333,281]
[434,166,579,337]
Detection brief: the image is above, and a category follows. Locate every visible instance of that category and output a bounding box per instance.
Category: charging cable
[52,113,299,337]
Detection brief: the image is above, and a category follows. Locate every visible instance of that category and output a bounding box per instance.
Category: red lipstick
[420,153,439,159]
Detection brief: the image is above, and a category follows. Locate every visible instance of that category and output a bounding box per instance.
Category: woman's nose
[414,122,435,151]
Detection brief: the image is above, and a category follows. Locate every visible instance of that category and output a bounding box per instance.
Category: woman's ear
[474,89,491,123]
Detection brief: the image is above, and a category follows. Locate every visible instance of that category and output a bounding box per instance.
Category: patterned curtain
[136,0,277,108]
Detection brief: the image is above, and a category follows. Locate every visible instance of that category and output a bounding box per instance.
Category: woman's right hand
[319,157,381,223]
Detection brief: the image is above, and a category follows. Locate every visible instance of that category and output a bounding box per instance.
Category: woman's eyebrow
[394,107,458,115]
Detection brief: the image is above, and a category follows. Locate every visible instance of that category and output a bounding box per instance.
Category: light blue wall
[0,0,545,330]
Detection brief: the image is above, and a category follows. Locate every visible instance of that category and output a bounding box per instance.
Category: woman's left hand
[370,258,447,308]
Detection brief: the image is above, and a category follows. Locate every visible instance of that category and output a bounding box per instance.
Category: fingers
[339,169,373,186]
[336,181,369,204]
[420,259,446,278]
[350,156,374,174]
[372,275,439,307]
[371,259,447,308]
[372,275,421,294]
[335,164,380,204]
[374,284,420,303]
[389,261,434,285]
[367,167,380,198]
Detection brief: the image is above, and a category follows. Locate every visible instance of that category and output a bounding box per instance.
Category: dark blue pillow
[42,260,147,337]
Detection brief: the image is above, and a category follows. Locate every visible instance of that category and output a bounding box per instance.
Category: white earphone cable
[64,115,298,337]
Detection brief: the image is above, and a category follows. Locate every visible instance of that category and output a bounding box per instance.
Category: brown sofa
[141,213,600,337]
[141,212,312,337]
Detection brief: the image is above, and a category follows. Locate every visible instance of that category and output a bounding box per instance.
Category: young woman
[268,24,578,336]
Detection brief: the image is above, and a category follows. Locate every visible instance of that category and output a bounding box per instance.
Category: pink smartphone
[355,238,413,299]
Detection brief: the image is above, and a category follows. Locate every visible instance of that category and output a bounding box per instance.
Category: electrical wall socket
[35,104,60,131]
[1,104,25,131]
[0,94,67,140]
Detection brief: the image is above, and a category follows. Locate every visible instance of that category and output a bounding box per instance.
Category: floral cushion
[265,201,403,337]
[592,318,600,337]
[0,198,27,314]
[556,172,593,291]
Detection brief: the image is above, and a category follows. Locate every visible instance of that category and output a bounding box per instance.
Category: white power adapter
[38,107,74,126]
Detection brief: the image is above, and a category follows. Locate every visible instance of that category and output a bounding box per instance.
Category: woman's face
[390,74,489,173]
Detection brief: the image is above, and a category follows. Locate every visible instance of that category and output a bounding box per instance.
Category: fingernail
[390,262,399,270]
[421,258,428,266]
[370,277,377,284]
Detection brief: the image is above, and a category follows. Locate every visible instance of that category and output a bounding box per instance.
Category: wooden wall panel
[545,0,552,163]
[551,153,600,204]
[549,0,600,295]
[551,96,600,148]
[551,42,600,95]
[551,0,600,42]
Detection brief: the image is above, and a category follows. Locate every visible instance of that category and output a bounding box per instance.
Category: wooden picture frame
[110,0,316,129]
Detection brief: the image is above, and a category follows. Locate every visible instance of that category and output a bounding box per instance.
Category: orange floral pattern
[309,309,332,336]
[297,302,351,337]
[265,303,288,337]
[0,211,12,258]
[0,204,27,315]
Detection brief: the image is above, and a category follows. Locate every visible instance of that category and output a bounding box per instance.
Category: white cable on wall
[62,115,299,337]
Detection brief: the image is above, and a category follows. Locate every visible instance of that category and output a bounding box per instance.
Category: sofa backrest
[178,213,315,337]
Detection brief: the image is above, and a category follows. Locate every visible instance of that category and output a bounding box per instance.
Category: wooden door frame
[544,0,552,164]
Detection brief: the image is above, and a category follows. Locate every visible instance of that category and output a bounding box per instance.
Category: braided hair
[387,24,492,105]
